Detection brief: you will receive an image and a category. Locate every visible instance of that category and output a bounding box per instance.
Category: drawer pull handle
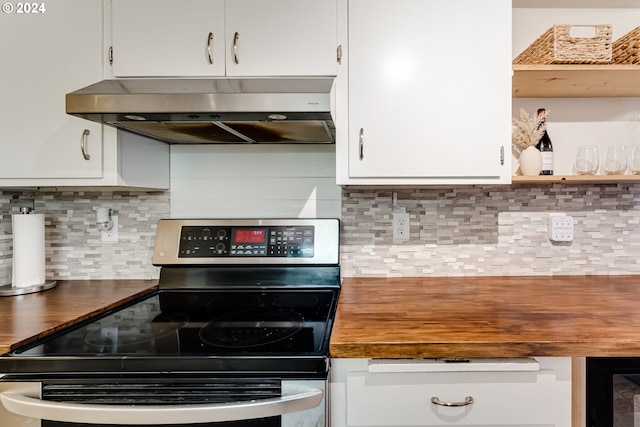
[431,396,474,407]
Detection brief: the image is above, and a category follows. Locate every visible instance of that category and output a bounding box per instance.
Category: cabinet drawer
[346,358,570,426]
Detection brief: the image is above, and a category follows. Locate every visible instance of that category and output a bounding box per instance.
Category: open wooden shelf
[512,64,640,98]
[512,174,640,184]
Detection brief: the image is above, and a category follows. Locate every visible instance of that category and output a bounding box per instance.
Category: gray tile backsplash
[341,184,640,277]
[2,182,640,283]
[0,189,170,284]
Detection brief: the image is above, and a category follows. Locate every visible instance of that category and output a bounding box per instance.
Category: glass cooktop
[14,288,339,358]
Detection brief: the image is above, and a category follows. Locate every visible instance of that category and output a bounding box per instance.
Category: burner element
[199,309,304,348]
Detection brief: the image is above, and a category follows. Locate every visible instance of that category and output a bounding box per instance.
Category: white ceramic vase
[519,146,542,176]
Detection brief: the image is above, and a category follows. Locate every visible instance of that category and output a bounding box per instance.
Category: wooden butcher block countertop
[330,275,640,359]
[0,280,157,354]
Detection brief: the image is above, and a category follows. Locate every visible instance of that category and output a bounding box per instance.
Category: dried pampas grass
[512,108,548,157]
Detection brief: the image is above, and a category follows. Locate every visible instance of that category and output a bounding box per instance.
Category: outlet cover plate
[102,215,119,243]
[393,213,410,242]
[548,213,574,242]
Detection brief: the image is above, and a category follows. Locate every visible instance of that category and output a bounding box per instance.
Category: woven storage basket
[613,27,640,64]
[513,24,613,64]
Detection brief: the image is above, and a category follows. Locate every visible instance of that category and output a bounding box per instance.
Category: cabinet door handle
[358,128,364,160]
[500,145,505,165]
[431,396,474,407]
[206,32,214,64]
[233,32,240,64]
[80,129,90,161]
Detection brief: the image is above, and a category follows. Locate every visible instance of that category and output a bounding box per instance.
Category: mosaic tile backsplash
[341,184,640,277]
[0,190,170,284]
[2,183,640,282]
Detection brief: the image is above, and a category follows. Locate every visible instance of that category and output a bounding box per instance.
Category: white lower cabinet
[330,358,571,427]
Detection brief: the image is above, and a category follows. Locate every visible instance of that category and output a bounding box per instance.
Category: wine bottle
[536,108,554,175]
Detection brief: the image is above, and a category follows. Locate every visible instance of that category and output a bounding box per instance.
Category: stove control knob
[201,228,212,240]
[217,229,227,240]
[215,243,226,254]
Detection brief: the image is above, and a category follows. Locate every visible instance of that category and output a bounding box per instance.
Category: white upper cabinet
[0,0,169,189]
[111,0,338,77]
[336,0,513,185]
[224,0,337,77]
[0,0,103,180]
[111,0,226,77]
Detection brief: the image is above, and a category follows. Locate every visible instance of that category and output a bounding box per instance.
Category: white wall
[170,144,341,219]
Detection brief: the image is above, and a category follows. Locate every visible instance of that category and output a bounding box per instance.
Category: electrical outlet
[393,213,410,242]
[548,213,574,242]
[102,215,119,243]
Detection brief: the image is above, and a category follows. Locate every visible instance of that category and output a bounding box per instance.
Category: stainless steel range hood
[66,78,335,144]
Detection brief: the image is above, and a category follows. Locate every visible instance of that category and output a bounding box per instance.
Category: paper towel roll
[12,213,46,288]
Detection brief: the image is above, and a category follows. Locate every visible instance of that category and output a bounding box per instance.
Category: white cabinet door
[111,0,226,77]
[344,0,512,184]
[111,0,337,77]
[0,0,103,179]
[225,0,337,77]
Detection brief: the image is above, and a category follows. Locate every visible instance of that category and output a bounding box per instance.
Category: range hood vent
[66,78,335,144]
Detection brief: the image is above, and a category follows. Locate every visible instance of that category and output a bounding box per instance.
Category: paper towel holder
[0,207,57,297]
[0,280,57,297]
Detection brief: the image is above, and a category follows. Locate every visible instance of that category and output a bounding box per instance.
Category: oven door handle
[0,386,323,425]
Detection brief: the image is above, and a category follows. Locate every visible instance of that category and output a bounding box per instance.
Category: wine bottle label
[541,151,554,173]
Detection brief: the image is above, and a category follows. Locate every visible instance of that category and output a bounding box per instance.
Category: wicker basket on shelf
[513,24,613,64]
[613,27,640,64]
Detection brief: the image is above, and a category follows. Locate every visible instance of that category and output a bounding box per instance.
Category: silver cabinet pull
[233,32,240,64]
[206,32,214,64]
[358,128,364,160]
[108,46,113,66]
[431,396,474,407]
[80,129,90,160]
[500,145,505,165]
[337,45,342,64]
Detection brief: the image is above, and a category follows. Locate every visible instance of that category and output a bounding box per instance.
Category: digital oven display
[177,225,314,258]
[233,229,266,244]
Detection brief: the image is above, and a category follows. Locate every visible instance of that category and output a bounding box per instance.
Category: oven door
[0,378,326,427]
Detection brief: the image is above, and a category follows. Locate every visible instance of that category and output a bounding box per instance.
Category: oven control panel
[153,219,339,265]
[178,225,314,258]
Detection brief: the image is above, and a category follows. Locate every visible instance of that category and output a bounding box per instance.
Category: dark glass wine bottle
[536,108,553,175]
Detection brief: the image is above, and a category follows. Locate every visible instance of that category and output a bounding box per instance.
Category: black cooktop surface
[13,287,339,358]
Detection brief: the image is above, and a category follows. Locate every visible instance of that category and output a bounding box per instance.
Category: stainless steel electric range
[0,218,340,427]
